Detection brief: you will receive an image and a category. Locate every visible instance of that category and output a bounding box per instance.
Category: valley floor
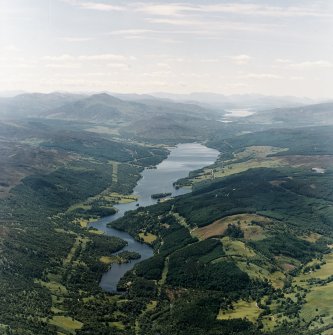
[0,118,333,335]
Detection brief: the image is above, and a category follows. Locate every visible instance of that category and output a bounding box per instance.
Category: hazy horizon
[1,0,333,98]
[0,90,326,103]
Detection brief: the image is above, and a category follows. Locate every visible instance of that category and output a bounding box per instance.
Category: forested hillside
[110,125,333,335]
[0,98,332,334]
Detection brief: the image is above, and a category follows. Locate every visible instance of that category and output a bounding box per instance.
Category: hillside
[0,120,170,335]
[245,102,333,126]
[0,96,333,335]
[109,125,333,335]
[0,92,222,123]
[152,92,315,110]
[0,92,85,118]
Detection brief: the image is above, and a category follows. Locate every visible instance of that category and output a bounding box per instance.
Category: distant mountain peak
[88,92,122,102]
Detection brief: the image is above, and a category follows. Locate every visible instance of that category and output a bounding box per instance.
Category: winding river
[90,143,219,292]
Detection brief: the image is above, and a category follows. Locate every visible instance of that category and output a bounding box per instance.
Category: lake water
[90,143,219,292]
[219,109,255,123]
[225,109,254,117]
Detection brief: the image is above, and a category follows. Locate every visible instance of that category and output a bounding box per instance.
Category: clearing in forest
[193,213,271,240]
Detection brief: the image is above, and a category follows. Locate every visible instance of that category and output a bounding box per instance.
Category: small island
[100,251,141,266]
[117,251,141,263]
[151,192,172,199]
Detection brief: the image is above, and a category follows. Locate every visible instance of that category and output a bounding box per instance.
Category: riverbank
[90,143,220,292]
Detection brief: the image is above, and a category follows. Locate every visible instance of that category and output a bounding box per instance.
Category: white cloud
[60,37,93,42]
[78,54,128,61]
[107,28,189,44]
[275,58,292,64]
[65,2,332,19]
[289,60,333,69]
[42,54,75,61]
[241,73,283,79]
[45,63,81,69]
[205,4,332,18]
[226,82,249,89]
[275,59,333,69]
[137,3,332,18]
[136,4,190,17]
[41,54,135,72]
[108,29,155,36]
[200,59,220,63]
[231,54,251,65]
[146,18,200,26]
[0,56,24,62]
[107,63,129,69]
[106,29,178,42]
[143,71,172,78]
[156,62,172,69]
[83,72,108,77]
[289,76,304,81]
[145,17,276,34]
[64,1,125,11]
[2,45,21,52]
[2,1,332,97]
[42,54,132,62]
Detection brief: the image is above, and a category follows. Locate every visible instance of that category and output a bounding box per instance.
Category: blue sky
[0,0,332,97]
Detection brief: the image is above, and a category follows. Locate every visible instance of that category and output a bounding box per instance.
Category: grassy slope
[109,126,333,335]
[1,116,333,335]
[0,123,169,335]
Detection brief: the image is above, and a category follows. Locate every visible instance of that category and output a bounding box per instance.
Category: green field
[1,116,333,335]
[217,300,262,323]
[49,316,83,333]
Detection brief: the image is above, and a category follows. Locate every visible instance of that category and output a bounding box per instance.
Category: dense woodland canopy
[0,93,333,334]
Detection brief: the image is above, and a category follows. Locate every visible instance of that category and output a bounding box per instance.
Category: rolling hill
[0,92,85,118]
[245,102,333,126]
[0,92,223,124]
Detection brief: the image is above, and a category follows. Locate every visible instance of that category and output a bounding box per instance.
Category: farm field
[109,126,333,335]
[2,1,333,332]
[193,213,271,240]
[217,300,262,323]
[0,111,333,335]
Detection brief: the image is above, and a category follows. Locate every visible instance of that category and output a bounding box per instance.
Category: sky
[0,0,333,98]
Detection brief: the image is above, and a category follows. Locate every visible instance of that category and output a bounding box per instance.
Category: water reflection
[90,143,219,292]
